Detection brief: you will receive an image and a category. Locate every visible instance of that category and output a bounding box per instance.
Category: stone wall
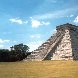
[51,29,73,60]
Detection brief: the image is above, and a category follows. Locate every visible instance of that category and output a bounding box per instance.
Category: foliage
[11,43,29,53]
[0,43,30,62]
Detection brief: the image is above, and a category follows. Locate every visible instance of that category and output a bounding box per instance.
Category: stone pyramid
[26,23,78,61]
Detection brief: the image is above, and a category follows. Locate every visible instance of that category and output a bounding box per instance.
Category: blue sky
[0,0,78,51]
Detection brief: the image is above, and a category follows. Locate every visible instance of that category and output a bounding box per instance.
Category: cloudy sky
[0,0,78,51]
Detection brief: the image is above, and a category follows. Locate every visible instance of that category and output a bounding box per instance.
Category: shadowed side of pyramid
[69,25,78,60]
[25,23,78,61]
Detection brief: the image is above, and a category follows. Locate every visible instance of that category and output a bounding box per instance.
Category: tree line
[0,43,31,62]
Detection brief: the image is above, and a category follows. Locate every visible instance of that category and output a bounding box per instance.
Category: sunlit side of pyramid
[26,23,78,61]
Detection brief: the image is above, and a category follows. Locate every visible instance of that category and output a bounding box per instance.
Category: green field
[0,61,78,78]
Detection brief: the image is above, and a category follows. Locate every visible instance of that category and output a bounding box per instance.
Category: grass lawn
[0,61,78,78]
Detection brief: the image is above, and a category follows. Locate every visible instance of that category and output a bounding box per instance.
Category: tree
[0,49,10,62]
[10,43,30,60]
[0,43,30,62]
[12,43,29,53]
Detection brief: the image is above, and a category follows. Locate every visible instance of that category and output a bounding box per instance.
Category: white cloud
[73,16,78,23]
[31,19,41,28]
[66,14,74,18]
[70,14,74,17]
[27,41,43,51]
[12,40,17,43]
[0,45,10,50]
[9,18,23,24]
[31,7,78,20]
[30,17,50,28]
[24,21,28,24]
[9,18,28,24]
[52,29,56,33]
[0,45,4,48]
[30,34,41,38]
[42,21,50,25]
[0,43,10,49]
[0,39,17,49]
[0,39,10,44]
